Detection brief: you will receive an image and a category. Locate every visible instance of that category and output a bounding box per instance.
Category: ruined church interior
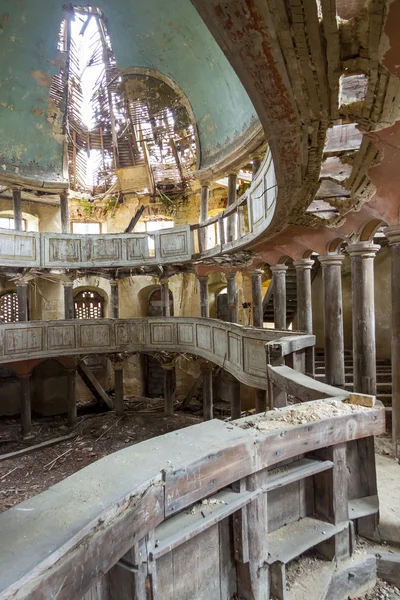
[1,0,400,598]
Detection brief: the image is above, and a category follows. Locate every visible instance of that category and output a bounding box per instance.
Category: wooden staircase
[314,349,392,412]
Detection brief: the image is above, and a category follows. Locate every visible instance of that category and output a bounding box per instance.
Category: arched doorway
[145,287,175,397]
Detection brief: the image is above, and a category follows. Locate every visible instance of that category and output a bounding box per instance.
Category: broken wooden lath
[50,6,197,198]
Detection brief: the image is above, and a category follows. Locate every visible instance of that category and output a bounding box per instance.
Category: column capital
[270,264,288,274]
[198,359,213,372]
[293,258,314,270]
[249,269,264,277]
[384,225,400,245]
[347,242,380,258]
[159,277,169,285]
[200,181,211,189]
[15,279,29,288]
[63,280,74,288]
[197,274,209,282]
[226,272,237,281]
[318,254,346,267]
[110,279,120,287]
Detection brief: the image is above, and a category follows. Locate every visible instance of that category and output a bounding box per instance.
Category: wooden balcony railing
[0,150,276,270]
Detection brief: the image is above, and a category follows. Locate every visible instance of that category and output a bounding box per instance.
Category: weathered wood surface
[0,403,385,600]
[236,401,386,468]
[0,318,305,391]
[267,365,350,401]
[322,555,377,600]
[376,552,400,586]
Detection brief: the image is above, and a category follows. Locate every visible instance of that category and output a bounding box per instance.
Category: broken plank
[0,432,78,463]
[376,552,400,587]
[78,360,114,409]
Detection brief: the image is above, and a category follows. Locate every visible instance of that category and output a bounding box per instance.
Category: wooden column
[160,279,170,317]
[19,374,32,438]
[15,281,29,322]
[63,281,74,320]
[250,269,267,412]
[198,275,209,318]
[200,360,213,421]
[237,469,269,599]
[385,226,400,457]
[66,368,77,426]
[162,363,174,417]
[251,156,261,179]
[12,188,23,231]
[227,172,237,242]
[319,255,345,388]
[271,264,287,330]
[110,279,120,319]
[114,360,124,417]
[228,373,241,420]
[294,258,315,377]
[250,269,263,328]
[200,183,209,223]
[60,192,70,234]
[227,273,238,323]
[348,242,380,395]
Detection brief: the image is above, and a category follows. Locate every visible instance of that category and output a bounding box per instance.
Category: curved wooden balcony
[0,386,385,599]
[0,317,313,390]
[0,151,276,270]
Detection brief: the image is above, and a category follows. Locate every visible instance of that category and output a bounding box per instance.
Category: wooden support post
[348,242,380,395]
[162,363,174,417]
[227,172,237,243]
[200,183,209,223]
[110,279,120,319]
[266,346,287,409]
[12,188,23,231]
[19,374,32,438]
[198,275,209,318]
[15,281,29,322]
[356,436,379,540]
[271,264,287,330]
[227,272,238,323]
[294,258,315,377]
[237,469,270,600]
[250,269,268,412]
[319,255,345,387]
[200,360,213,421]
[114,360,124,417]
[250,269,264,328]
[228,373,241,420]
[160,279,171,317]
[255,389,267,413]
[384,226,400,458]
[60,192,70,234]
[313,443,350,561]
[63,281,74,320]
[66,367,77,426]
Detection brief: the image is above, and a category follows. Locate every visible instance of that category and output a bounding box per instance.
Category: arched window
[0,292,19,323]
[74,290,104,319]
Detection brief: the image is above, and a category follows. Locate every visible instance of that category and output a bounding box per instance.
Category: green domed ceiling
[0,0,259,183]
